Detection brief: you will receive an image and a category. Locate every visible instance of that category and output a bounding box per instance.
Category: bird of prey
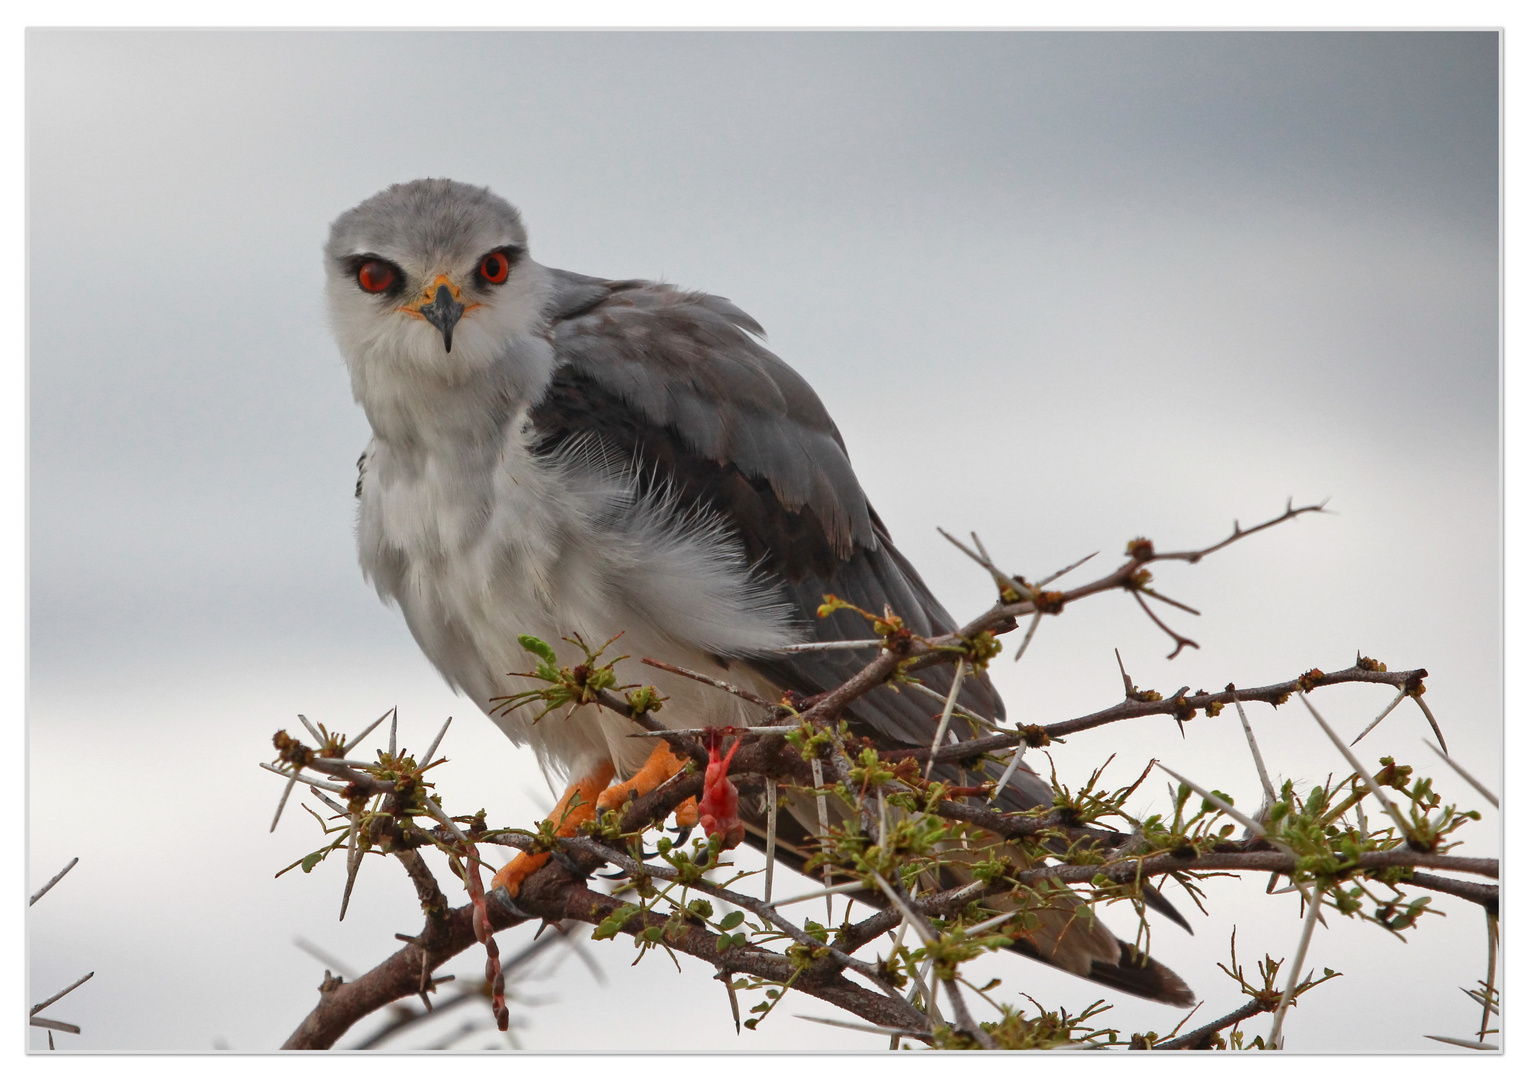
[324,178,1193,1007]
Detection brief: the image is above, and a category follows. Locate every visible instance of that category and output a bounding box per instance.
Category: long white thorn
[420,716,453,766]
[1413,695,1449,754]
[1011,612,1043,663]
[422,794,471,847]
[773,640,882,653]
[1424,740,1499,809]
[1038,550,1098,587]
[270,772,300,833]
[989,745,1027,805]
[340,707,393,756]
[338,815,361,921]
[1479,911,1500,1042]
[963,910,1020,937]
[1232,693,1277,807]
[1268,887,1325,1048]
[1299,694,1414,841]
[796,1015,929,1038]
[1155,763,1267,837]
[772,881,865,907]
[903,679,995,727]
[811,757,832,922]
[1350,688,1406,747]
[764,781,778,904]
[872,872,933,946]
[259,762,348,794]
[938,528,1032,602]
[925,659,968,779]
[388,709,398,757]
[297,713,324,745]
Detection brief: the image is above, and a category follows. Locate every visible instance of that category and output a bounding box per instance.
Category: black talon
[597,868,631,880]
[551,851,590,879]
[490,885,533,920]
[670,826,694,847]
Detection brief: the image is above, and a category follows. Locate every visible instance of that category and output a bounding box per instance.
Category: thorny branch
[269,501,1495,1051]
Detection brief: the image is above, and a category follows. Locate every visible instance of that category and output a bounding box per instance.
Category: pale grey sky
[28,30,1498,1053]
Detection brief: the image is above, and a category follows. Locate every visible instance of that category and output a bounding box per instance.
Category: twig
[1153,997,1272,1050]
[29,858,79,906]
[1132,591,1199,659]
[941,976,997,1049]
[639,657,779,710]
[30,972,94,1016]
[919,665,1431,766]
[1151,499,1327,564]
[1407,873,1499,912]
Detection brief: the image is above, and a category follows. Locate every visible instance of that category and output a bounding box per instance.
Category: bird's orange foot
[491,763,615,898]
[595,741,689,816]
[698,729,745,849]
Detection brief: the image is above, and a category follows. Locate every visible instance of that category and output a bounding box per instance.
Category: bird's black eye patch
[346,255,406,298]
[474,246,522,288]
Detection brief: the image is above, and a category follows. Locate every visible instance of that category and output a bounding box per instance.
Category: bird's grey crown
[324,178,528,269]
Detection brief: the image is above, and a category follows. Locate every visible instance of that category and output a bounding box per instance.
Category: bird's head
[324,179,548,392]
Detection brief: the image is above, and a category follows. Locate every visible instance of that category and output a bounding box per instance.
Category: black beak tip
[419,287,465,353]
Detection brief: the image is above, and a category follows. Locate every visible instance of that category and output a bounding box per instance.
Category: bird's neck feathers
[335,261,556,455]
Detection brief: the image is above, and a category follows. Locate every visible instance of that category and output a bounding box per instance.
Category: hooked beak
[408,275,467,352]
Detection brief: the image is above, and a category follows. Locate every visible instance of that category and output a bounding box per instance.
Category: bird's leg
[492,763,616,898]
[698,729,745,850]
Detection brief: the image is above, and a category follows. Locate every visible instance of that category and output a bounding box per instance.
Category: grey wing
[535,268,1192,955]
[533,268,1005,749]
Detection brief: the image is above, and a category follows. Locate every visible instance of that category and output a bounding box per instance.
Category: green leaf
[301,851,326,873]
[518,635,559,665]
[719,911,745,931]
[591,903,641,940]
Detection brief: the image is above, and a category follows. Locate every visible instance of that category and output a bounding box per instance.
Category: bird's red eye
[478,252,510,284]
[356,261,397,294]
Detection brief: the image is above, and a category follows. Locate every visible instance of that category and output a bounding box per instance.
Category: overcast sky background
[26,30,1499,1054]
